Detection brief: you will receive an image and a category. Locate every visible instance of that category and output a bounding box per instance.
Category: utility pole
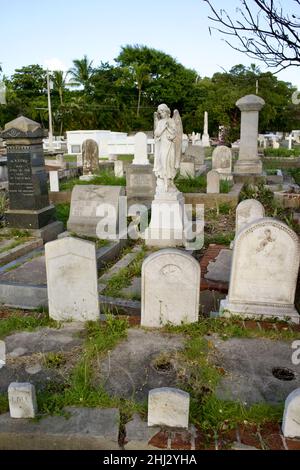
[46,70,54,152]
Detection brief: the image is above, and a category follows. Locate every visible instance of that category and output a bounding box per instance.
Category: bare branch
[204,0,300,71]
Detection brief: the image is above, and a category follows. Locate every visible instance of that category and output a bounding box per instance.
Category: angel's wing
[173,109,183,169]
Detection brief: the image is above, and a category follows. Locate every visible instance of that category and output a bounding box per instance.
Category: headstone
[282,388,300,438]
[8,382,37,418]
[126,165,156,209]
[148,388,190,428]
[220,218,300,323]
[202,111,210,147]
[49,171,59,192]
[234,95,265,175]
[45,237,100,321]
[288,134,293,150]
[212,146,232,176]
[0,340,5,369]
[207,170,220,194]
[82,139,100,176]
[133,132,149,165]
[235,199,265,235]
[67,185,125,238]
[186,144,205,166]
[180,161,195,178]
[0,116,56,229]
[114,160,124,178]
[182,134,189,154]
[141,249,200,327]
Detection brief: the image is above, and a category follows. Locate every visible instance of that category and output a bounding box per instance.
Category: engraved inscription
[160,264,182,276]
[8,156,34,196]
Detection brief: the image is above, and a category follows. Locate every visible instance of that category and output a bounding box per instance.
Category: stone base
[220,298,300,324]
[5,205,55,230]
[79,175,95,181]
[29,221,64,243]
[126,164,156,210]
[144,191,185,247]
[234,159,262,175]
[233,174,266,185]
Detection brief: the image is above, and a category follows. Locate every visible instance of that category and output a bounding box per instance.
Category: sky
[1,0,300,90]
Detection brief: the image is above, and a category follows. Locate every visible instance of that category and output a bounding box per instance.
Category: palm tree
[68,55,94,94]
[52,70,69,135]
[131,63,150,117]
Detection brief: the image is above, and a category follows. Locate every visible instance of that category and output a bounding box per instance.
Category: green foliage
[0,192,8,217]
[240,183,274,211]
[59,171,126,192]
[264,148,299,158]
[0,394,9,414]
[175,174,206,193]
[219,180,233,194]
[44,352,66,369]
[37,315,133,416]
[0,314,59,340]
[54,203,70,228]
[205,232,235,246]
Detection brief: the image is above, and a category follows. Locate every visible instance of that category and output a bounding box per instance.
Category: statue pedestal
[144,190,186,247]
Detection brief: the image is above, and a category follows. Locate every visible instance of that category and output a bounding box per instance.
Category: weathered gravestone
[212,146,232,177]
[67,185,125,238]
[220,218,300,323]
[235,199,265,235]
[126,165,156,209]
[82,139,100,176]
[45,237,100,321]
[185,144,205,166]
[1,116,62,237]
[132,132,149,165]
[282,388,300,438]
[114,160,124,178]
[141,249,200,327]
[8,382,37,418]
[180,161,195,178]
[148,388,190,428]
[207,170,220,194]
[49,170,59,192]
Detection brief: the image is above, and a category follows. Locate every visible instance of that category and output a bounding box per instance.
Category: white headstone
[67,185,125,238]
[221,218,300,323]
[0,340,5,369]
[207,170,220,194]
[141,249,200,327]
[82,139,100,175]
[148,388,190,428]
[212,146,232,174]
[49,171,59,192]
[180,161,195,178]
[202,111,210,147]
[235,199,265,234]
[282,388,300,438]
[45,237,100,321]
[133,132,149,165]
[8,383,37,418]
[114,160,124,178]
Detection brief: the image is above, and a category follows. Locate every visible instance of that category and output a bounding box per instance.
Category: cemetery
[0,97,299,451]
[1,1,300,454]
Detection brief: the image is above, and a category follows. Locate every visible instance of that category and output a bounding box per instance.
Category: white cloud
[43,58,68,72]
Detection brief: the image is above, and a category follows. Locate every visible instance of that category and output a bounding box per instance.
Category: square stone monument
[1,116,63,240]
[234,95,265,175]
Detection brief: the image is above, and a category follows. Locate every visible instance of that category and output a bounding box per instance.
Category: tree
[10,65,47,97]
[205,0,300,72]
[69,55,94,93]
[51,70,69,135]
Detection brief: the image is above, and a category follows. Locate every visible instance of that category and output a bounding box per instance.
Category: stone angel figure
[153,104,183,192]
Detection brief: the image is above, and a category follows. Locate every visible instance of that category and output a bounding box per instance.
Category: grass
[37,315,145,423]
[264,148,299,158]
[175,174,206,193]
[220,180,233,194]
[103,247,147,298]
[69,233,110,249]
[0,394,8,414]
[0,314,59,340]
[54,203,70,228]
[205,232,235,246]
[59,171,126,191]
[0,229,32,255]
[163,318,289,431]
[117,155,133,162]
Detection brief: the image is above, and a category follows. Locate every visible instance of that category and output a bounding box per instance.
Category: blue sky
[1,0,299,89]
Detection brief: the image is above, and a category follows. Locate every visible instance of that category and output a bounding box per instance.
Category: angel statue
[153,104,183,192]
